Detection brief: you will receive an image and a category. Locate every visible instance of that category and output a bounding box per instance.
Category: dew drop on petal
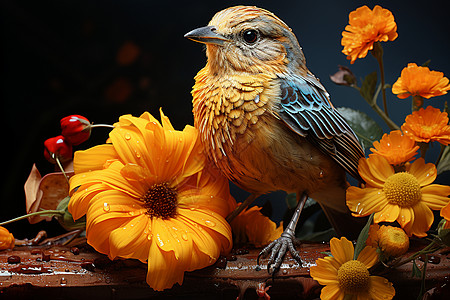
[205,220,216,227]
[147,233,153,240]
[124,133,131,140]
[181,233,188,241]
[103,203,110,212]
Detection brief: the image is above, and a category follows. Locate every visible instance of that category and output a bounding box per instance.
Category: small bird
[185,6,364,271]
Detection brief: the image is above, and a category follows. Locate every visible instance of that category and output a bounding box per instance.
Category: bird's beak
[184,26,228,46]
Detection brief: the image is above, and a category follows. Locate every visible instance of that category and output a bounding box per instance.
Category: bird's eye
[242,29,258,44]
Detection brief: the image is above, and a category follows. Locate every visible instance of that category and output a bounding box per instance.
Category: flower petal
[347,187,388,217]
[108,214,151,262]
[374,203,400,223]
[404,202,434,237]
[357,246,378,268]
[310,256,339,285]
[73,144,118,174]
[368,276,395,300]
[330,237,353,265]
[420,184,450,210]
[407,158,437,186]
[358,156,393,188]
[320,282,343,300]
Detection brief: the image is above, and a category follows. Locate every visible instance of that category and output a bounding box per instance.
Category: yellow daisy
[69,110,234,291]
[310,237,395,300]
[346,155,450,237]
[341,5,398,64]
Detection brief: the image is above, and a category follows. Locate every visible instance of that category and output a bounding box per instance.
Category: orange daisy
[231,205,283,248]
[0,226,14,250]
[346,155,450,237]
[401,106,450,146]
[370,130,419,165]
[392,63,450,99]
[69,110,234,291]
[310,237,395,300]
[342,5,398,64]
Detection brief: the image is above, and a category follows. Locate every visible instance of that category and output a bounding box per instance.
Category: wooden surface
[0,237,449,299]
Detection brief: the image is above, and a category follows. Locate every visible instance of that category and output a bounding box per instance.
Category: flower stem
[55,156,70,185]
[372,42,389,117]
[91,124,115,129]
[0,210,65,226]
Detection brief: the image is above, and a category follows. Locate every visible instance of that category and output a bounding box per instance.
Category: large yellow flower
[231,205,283,248]
[392,63,450,99]
[347,155,450,237]
[310,237,395,300]
[370,130,419,165]
[341,5,398,64]
[68,111,234,291]
[401,106,450,146]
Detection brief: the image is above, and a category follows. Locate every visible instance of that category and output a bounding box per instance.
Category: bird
[184,6,365,272]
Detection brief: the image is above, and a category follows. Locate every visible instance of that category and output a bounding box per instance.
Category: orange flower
[401,106,450,146]
[392,63,450,99]
[370,130,419,165]
[347,155,450,237]
[367,224,409,258]
[342,5,398,64]
[0,226,14,250]
[69,111,234,291]
[442,202,450,225]
[310,237,395,299]
[231,205,283,247]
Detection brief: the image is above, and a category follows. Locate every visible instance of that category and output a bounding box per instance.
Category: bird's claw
[257,232,302,274]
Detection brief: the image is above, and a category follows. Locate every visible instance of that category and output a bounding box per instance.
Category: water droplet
[319,170,324,178]
[254,94,260,104]
[205,220,216,227]
[156,234,165,247]
[165,159,169,163]
[60,278,67,285]
[103,203,110,212]
[181,233,188,241]
[178,138,183,143]
[135,151,141,158]
[124,133,131,140]
[147,233,153,240]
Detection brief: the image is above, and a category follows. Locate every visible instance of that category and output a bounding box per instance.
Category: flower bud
[330,65,357,86]
[377,225,409,258]
[61,115,92,145]
[44,135,73,164]
[0,226,15,250]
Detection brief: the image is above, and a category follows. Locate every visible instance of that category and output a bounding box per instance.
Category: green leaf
[437,145,450,175]
[337,107,384,149]
[411,260,422,278]
[359,71,377,103]
[353,213,374,260]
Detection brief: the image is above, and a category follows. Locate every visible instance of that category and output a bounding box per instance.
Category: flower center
[383,172,421,207]
[337,260,370,295]
[142,183,177,219]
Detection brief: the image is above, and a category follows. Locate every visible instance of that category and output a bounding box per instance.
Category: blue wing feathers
[278,75,364,180]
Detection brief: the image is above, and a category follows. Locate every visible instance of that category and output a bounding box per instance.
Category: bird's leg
[226,193,258,223]
[257,191,307,274]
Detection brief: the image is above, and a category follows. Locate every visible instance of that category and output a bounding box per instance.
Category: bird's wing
[277,74,364,180]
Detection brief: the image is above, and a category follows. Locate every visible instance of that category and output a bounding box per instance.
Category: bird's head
[185,6,306,76]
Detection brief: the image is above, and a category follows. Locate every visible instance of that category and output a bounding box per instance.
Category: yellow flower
[0,226,14,250]
[442,202,450,226]
[367,224,409,258]
[347,155,450,237]
[401,106,450,146]
[231,205,283,248]
[341,5,398,64]
[392,63,450,99]
[68,111,234,291]
[310,237,395,300]
[370,130,419,165]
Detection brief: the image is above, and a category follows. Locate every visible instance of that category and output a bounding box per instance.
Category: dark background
[2,0,450,239]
